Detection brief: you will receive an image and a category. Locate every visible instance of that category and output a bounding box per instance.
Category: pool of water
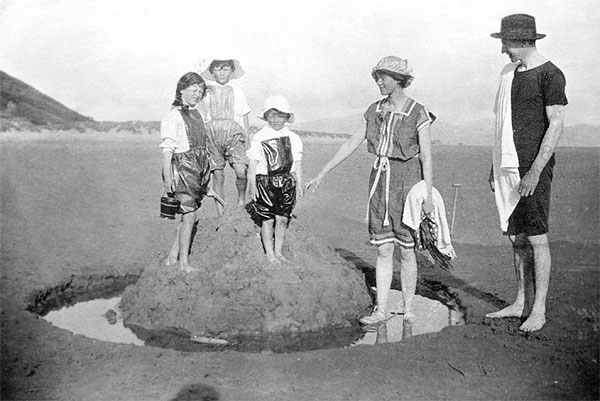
[41,289,464,352]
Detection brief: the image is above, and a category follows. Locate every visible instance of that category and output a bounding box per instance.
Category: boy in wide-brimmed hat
[486,14,568,332]
[199,57,252,215]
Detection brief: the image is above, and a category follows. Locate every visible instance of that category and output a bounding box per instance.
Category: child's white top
[159,107,194,154]
[247,126,303,175]
[199,80,251,126]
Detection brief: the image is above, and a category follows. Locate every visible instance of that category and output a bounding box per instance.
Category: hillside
[1,70,92,126]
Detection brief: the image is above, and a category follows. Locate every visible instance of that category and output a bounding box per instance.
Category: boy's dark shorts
[505,163,553,237]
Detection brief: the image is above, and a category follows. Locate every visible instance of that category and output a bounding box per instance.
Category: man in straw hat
[486,14,567,332]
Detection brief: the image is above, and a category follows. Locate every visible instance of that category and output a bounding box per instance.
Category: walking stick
[451,183,462,235]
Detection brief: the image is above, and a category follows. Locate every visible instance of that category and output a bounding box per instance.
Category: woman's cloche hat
[372,56,413,78]
[199,57,245,80]
[260,95,295,124]
[491,14,546,40]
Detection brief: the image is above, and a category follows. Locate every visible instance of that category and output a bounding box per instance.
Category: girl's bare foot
[178,262,199,273]
[276,254,290,263]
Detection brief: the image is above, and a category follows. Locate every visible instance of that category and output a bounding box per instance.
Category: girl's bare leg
[179,211,199,272]
[165,223,181,266]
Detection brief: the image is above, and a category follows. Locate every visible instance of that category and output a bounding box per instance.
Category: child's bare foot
[485,303,524,319]
[276,254,290,263]
[164,252,178,266]
[267,255,281,265]
[178,262,199,273]
[519,310,546,332]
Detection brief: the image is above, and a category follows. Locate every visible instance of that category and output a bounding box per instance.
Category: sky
[1,0,599,129]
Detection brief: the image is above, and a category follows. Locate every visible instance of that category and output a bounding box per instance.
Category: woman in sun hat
[307,56,436,326]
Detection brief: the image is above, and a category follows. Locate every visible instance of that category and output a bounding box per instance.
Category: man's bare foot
[519,311,546,332]
[178,262,199,273]
[485,303,524,319]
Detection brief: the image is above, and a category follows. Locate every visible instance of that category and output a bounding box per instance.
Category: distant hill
[1,70,92,126]
[296,113,598,147]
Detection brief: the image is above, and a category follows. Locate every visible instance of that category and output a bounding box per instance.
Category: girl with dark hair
[160,72,223,272]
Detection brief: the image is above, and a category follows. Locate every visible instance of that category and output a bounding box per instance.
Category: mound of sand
[120,210,372,340]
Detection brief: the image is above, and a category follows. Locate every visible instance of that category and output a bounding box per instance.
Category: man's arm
[518,104,565,197]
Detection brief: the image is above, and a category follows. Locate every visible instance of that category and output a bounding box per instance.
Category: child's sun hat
[260,95,295,124]
[199,57,245,80]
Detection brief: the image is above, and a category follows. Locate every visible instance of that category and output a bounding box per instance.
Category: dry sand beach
[1,131,598,400]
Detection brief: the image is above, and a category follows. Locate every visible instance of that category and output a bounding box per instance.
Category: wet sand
[1,132,598,400]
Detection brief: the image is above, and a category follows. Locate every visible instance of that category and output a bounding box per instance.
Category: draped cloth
[493,62,522,232]
[402,180,455,259]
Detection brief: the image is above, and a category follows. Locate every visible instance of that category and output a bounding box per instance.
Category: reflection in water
[352,290,464,346]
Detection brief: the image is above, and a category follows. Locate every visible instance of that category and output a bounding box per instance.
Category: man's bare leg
[486,234,532,319]
[520,234,550,331]
[399,245,418,324]
[274,215,289,262]
[178,211,199,273]
[232,163,247,208]
[212,170,225,216]
[261,219,280,264]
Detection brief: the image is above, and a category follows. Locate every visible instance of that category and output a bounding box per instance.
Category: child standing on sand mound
[199,57,252,215]
[246,95,304,264]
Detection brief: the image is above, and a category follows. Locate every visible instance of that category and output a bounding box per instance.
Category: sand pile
[120,210,371,340]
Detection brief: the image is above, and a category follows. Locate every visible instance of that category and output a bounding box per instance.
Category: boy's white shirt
[159,107,193,153]
[247,125,303,175]
[199,79,251,126]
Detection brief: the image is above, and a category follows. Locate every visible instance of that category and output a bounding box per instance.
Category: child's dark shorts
[505,163,553,237]
[171,147,211,214]
[206,119,249,170]
[246,173,296,226]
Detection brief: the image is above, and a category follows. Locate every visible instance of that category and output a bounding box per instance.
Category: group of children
[160,55,450,328]
[159,58,303,271]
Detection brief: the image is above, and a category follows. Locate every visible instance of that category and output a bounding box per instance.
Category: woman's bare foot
[403,310,417,325]
[485,303,524,319]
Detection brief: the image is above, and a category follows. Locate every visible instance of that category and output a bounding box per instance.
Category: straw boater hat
[260,95,295,124]
[199,57,245,80]
[491,14,546,40]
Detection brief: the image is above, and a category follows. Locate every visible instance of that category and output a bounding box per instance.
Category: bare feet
[519,310,546,332]
[485,303,524,319]
[178,262,199,273]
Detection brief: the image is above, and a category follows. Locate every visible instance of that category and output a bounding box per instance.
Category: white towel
[402,180,456,259]
[492,62,521,232]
